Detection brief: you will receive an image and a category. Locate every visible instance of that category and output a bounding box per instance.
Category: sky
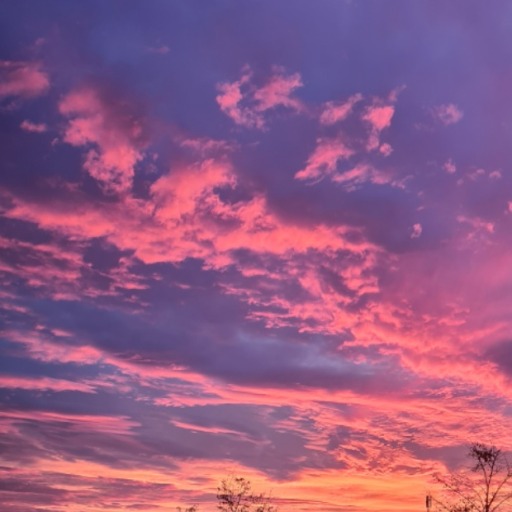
[2,1,512,511]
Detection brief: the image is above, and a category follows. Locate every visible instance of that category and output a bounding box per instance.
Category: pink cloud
[216,69,262,128]
[332,163,394,190]
[359,88,404,152]
[1,410,139,435]
[5,156,381,339]
[151,159,235,218]
[432,103,464,125]
[0,236,84,299]
[15,140,491,402]
[59,87,146,194]
[0,233,149,303]
[3,327,103,365]
[410,223,422,239]
[0,375,96,393]
[295,90,404,185]
[344,221,512,399]
[295,137,354,181]
[159,370,512,491]
[148,159,373,271]
[3,25,512,512]
[20,119,47,133]
[443,158,456,174]
[216,67,303,129]
[457,214,495,239]
[364,104,395,131]
[379,143,393,156]
[5,159,374,270]
[0,60,49,99]
[362,103,395,151]
[252,67,303,112]
[3,390,508,512]
[320,93,363,125]
[7,231,512,512]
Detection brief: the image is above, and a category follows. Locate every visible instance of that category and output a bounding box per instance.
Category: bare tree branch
[435,444,512,512]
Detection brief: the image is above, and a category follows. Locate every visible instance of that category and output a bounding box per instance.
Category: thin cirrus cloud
[362,88,402,152]
[0,375,96,393]
[2,3,512,512]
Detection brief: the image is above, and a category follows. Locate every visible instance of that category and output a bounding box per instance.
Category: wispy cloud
[20,119,48,132]
[320,93,362,125]
[295,136,354,181]
[431,103,464,125]
[0,60,49,99]
[216,66,303,128]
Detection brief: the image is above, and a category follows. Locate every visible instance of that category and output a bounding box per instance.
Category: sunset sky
[2,2,512,511]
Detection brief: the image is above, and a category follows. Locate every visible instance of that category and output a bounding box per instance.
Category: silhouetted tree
[217,476,277,512]
[176,507,198,512]
[435,443,512,512]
